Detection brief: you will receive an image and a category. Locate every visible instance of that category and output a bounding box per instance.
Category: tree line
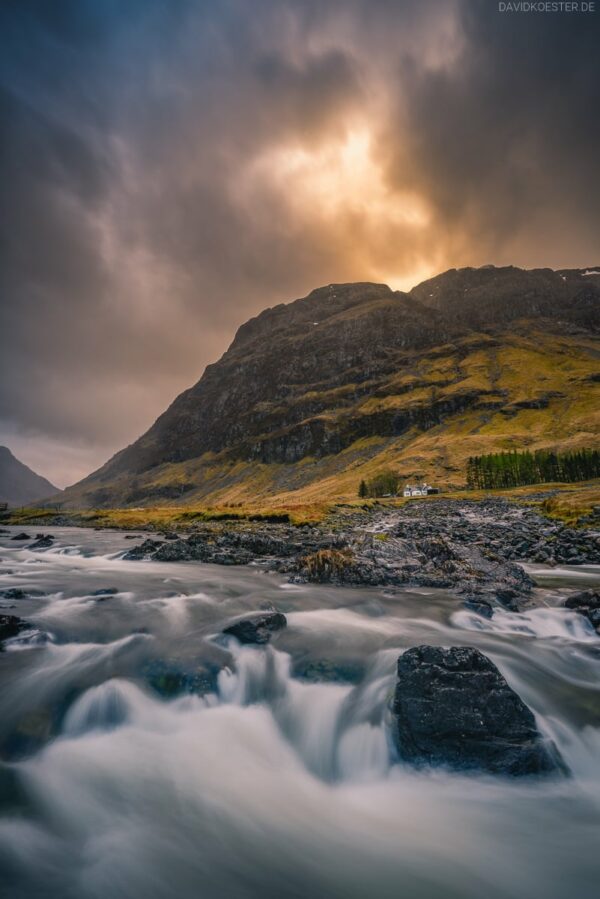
[358,469,402,498]
[466,448,600,490]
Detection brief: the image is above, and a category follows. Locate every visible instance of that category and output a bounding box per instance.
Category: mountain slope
[57,265,600,509]
[0,446,60,507]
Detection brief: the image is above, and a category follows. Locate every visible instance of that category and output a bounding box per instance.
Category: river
[1,526,599,899]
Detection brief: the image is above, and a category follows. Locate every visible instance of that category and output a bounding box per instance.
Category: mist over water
[1,528,599,899]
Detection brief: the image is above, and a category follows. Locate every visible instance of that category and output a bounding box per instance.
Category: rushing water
[0,526,599,899]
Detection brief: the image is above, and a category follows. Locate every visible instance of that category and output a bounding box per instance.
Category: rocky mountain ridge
[55,264,600,509]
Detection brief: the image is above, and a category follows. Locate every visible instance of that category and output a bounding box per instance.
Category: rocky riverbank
[117,498,600,612]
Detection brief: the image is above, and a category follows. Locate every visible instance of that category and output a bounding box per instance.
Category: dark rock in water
[589,608,600,629]
[123,538,164,560]
[1,702,64,759]
[293,658,365,684]
[223,610,287,644]
[153,539,194,562]
[463,598,494,619]
[142,658,219,697]
[212,549,254,566]
[392,645,564,776]
[0,613,31,644]
[90,587,119,597]
[0,587,45,600]
[564,590,600,633]
[495,588,521,612]
[28,534,54,549]
[10,533,31,541]
[0,762,32,813]
[564,589,600,611]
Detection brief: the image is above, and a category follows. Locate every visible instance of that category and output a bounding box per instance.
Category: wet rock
[142,659,219,697]
[1,706,58,758]
[0,763,32,813]
[10,532,30,541]
[231,532,295,557]
[153,539,194,562]
[463,598,494,619]
[564,590,600,634]
[223,610,287,644]
[123,538,164,560]
[0,613,31,644]
[211,549,254,566]
[0,588,45,600]
[90,587,119,597]
[293,658,365,684]
[495,588,521,612]
[392,645,565,776]
[28,534,55,549]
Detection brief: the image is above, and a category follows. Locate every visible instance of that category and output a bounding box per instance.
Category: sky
[1,0,599,488]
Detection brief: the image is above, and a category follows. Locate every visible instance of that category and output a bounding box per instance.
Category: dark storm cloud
[0,0,598,486]
[385,1,600,264]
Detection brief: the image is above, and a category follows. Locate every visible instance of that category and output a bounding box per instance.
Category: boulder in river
[223,610,287,644]
[0,613,31,645]
[10,533,31,541]
[142,658,219,697]
[463,598,494,619]
[392,645,565,776]
[564,590,600,633]
[28,534,55,549]
[0,587,45,600]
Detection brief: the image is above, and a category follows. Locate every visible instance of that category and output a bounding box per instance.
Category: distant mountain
[0,446,60,507]
[57,264,600,509]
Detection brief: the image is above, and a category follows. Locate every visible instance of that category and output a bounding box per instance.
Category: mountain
[0,446,61,507]
[57,264,600,510]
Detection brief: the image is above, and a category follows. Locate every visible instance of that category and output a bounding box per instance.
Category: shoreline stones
[392,645,565,776]
[223,610,287,645]
[123,538,164,560]
[111,497,599,604]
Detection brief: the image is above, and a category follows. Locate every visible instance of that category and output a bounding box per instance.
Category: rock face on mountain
[55,265,600,509]
[0,447,60,507]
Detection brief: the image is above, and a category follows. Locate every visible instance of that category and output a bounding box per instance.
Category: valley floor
[4,483,599,618]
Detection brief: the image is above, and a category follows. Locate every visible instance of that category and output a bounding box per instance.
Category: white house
[403,482,436,498]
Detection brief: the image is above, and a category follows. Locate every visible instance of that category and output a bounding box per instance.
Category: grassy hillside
[56,327,599,510]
